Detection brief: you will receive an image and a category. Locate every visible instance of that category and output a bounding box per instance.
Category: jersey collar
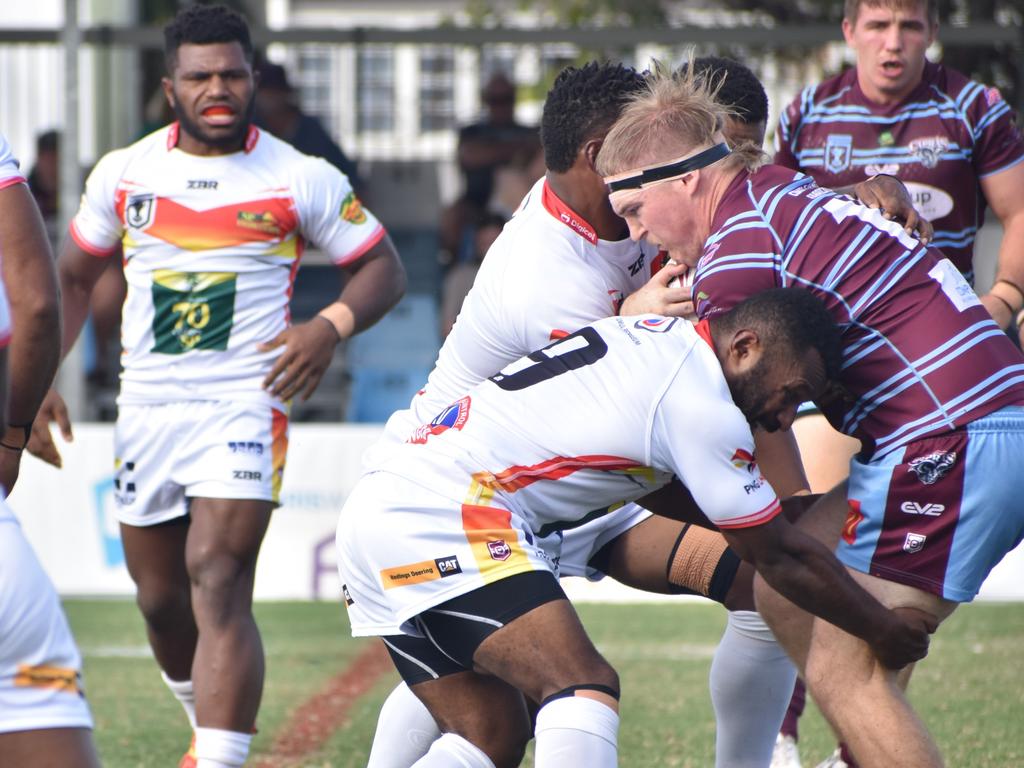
[542,179,598,245]
[694,318,714,350]
[166,122,260,154]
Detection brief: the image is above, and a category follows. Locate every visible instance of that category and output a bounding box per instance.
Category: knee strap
[540,683,620,709]
[666,524,741,602]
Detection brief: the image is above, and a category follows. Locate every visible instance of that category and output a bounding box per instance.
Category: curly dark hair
[164,4,253,71]
[714,288,844,383]
[541,61,647,173]
[691,56,768,126]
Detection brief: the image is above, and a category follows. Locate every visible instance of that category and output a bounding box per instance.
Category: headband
[606,142,731,192]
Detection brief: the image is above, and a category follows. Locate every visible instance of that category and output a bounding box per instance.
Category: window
[357,45,395,133]
[419,46,455,133]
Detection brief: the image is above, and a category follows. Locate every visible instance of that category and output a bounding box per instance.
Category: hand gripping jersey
[691,165,1024,459]
[372,176,659,453]
[70,123,385,409]
[345,315,779,628]
[774,62,1024,284]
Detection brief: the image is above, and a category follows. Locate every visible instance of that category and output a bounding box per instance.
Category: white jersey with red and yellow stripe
[70,123,384,410]
[375,176,660,448]
[339,314,777,635]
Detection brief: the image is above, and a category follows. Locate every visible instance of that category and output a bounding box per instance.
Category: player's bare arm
[0,183,61,489]
[260,233,405,400]
[722,514,934,670]
[852,173,933,243]
[975,161,1024,330]
[27,239,110,468]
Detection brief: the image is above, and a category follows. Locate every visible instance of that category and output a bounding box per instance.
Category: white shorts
[0,511,93,733]
[556,502,652,579]
[114,400,289,526]
[336,470,557,637]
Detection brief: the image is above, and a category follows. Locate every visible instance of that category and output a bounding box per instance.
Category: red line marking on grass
[252,640,391,768]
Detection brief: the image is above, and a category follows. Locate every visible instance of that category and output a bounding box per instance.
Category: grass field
[66,598,1024,767]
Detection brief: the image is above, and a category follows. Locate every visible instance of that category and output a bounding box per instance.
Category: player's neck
[175,128,247,157]
[546,170,629,241]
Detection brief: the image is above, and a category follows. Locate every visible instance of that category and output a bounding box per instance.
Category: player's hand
[854,175,933,245]
[26,389,73,469]
[620,259,694,318]
[870,608,936,670]
[259,318,340,402]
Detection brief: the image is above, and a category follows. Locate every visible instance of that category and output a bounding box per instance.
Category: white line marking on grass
[598,642,718,661]
[82,645,153,658]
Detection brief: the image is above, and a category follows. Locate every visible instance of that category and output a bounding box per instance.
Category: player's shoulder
[928,62,1008,116]
[792,69,852,112]
[252,130,351,189]
[88,126,171,183]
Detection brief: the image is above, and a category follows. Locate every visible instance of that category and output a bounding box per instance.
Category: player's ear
[731,328,762,367]
[161,76,176,108]
[582,138,603,170]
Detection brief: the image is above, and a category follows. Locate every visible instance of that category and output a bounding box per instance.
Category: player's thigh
[792,412,861,494]
[382,633,532,748]
[471,594,617,703]
[119,517,190,595]
[412,571,616,704]
[0,728,100,768]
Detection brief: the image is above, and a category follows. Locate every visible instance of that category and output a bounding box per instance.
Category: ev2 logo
[900,501,944,516]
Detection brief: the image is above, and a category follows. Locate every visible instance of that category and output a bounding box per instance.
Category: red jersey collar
[166,122,260,153]
[694,318,714,350]
[542,179,598,245]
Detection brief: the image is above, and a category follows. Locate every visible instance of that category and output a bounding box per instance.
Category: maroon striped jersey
[691,164,1024,459]
[774,61,1024,284]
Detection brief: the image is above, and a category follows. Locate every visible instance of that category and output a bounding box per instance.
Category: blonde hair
[597,61,764,178]
[845,0,937,25]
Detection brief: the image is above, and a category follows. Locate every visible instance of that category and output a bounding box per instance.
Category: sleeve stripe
[716,499,782,530]
[69,219,119,258]
[0,176,26,191]
[331,224,386,266]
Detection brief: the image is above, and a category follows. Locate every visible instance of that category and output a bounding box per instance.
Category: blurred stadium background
[2,1,1023,764]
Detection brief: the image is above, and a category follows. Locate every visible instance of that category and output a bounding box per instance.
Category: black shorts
[383,570,566,686]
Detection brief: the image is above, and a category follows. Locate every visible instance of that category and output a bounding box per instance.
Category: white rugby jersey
[378,176,660,448]
[371,315,780,533]
[70,123,385,408]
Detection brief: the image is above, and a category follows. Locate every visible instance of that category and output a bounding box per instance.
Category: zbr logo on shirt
[824,134,853,174]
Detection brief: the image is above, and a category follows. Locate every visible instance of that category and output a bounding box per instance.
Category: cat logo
[125,194,155,229]
[434,555,462,577]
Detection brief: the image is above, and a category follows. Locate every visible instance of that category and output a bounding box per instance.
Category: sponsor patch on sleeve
[340,191,367,224]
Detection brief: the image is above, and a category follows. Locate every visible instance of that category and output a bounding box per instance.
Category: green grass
[65,599,1024,767]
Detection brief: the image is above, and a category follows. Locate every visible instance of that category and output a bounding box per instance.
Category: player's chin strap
[606,142,731,192]
[540,683,621,708]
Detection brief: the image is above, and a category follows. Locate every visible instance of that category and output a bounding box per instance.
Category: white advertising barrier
[9,423,1024,602]
[9,423,383,602]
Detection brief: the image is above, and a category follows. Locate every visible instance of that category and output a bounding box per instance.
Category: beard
[727,360,779,433]
[172,93,256,151]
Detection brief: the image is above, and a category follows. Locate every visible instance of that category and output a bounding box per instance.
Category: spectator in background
[440,72,540,268]
[254,61,367,199]
[26,130,60,246]
[439,211,506,338]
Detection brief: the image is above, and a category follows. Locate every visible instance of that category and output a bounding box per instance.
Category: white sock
[710,610,797,768]
[368,681,442,767]
[410,732,495,767]
[194,727,252,768]
[534,696,618,768]
[161,671,197,729]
